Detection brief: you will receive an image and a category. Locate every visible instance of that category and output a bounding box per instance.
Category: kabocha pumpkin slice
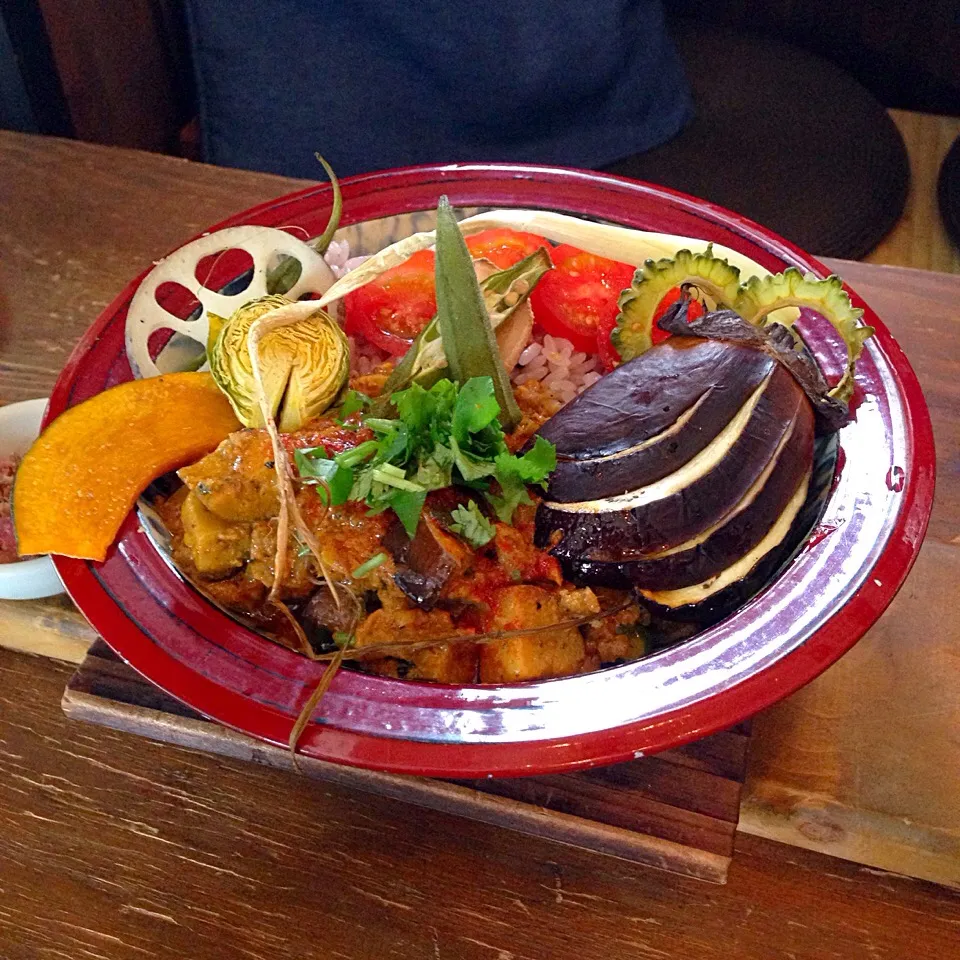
[13,372,241,561]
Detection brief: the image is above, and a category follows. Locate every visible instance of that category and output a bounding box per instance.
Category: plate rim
[49,162,936,777]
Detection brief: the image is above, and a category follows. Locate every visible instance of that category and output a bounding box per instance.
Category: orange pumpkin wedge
[14,372,241,561]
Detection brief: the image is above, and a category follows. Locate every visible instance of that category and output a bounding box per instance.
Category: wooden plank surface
[739,259,960,887]
[0,128,959,912]
[5,647,960,960]
[0,594,95,663]
[62,642,747,884]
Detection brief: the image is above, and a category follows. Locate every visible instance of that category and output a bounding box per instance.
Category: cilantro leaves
[449,500,495,548]
[294,377,556,537]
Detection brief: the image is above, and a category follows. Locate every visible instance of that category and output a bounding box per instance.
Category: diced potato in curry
[161,380,629,684]
[480,584,599,683]
[179,430,279,521]
[354,607,477,683]
[180,491,251,579]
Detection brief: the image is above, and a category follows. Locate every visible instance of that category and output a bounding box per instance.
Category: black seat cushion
[604,22,909,260]
[938,135,960,253]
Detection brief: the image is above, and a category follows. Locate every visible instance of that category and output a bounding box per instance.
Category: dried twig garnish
[284,597,633,765]
[246,307,341,607]
[288,646,347,765]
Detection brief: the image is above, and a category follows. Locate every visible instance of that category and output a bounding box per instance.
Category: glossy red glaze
[50,165,936,778]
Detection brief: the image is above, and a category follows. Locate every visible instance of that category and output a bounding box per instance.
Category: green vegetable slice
[417,247,551,388]
[735,268,874,403]
[612,245,742,361]
[434,196,522,430]
[373,317,441,411]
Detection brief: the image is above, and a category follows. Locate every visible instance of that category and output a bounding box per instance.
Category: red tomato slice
[465,229,549,269]
[596,286,706,372]
[596,315,622,372]
[652,286,705,331]
[529,251,635,353]
[547,243,585,265]
[343,249,437,356]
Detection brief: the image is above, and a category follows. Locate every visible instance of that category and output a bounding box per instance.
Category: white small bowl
[0,398,65,600]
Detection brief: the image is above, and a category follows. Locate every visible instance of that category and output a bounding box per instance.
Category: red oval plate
[49,164,935,778]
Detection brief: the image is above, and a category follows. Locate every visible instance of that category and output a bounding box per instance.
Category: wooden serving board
[61,639,749,884]
[3,133,960,893]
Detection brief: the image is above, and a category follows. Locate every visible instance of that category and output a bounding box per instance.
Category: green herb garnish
[449,500,496,548]
[294,375,555,535]
[351,552,388,578]
[337,388,371,424]
[485,436,557,522]
[294,445,357,506]
[383,489,427,537]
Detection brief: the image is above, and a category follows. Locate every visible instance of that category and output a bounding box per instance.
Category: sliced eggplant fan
[534,295,860,621]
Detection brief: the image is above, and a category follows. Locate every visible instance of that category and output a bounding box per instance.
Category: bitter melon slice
[612,245,742,361]
[735,268,874,403]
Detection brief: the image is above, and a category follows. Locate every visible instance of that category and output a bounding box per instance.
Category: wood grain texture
[4,648,960,960]
[2,129,960,911]
[0,594,93,663]
[63,642,747,883]
[739,257,960,887]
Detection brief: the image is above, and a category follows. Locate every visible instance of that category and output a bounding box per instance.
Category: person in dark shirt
[187,0,692,177]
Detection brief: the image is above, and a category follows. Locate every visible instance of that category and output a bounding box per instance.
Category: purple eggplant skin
[565,427,839,624]
[541,338,778,502]
[298,585,358,651]
[563,394,814,590]
[536,363,807,560]
[657,300,850,431]
[382,515,460,610]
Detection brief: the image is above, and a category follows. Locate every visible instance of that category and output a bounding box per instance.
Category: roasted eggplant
[534,298,862,617]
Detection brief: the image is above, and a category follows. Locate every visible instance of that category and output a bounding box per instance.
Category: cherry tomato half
[653,286,706,330]
[596,286,707,372]
[529,249,635,353]
[465,229,549,269]
[343,249,437,356]
[547,243,584,265]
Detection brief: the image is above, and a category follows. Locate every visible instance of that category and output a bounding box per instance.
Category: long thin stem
[314,598,634,663]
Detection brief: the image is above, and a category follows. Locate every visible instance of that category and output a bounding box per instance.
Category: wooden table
[2,131,959,959]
